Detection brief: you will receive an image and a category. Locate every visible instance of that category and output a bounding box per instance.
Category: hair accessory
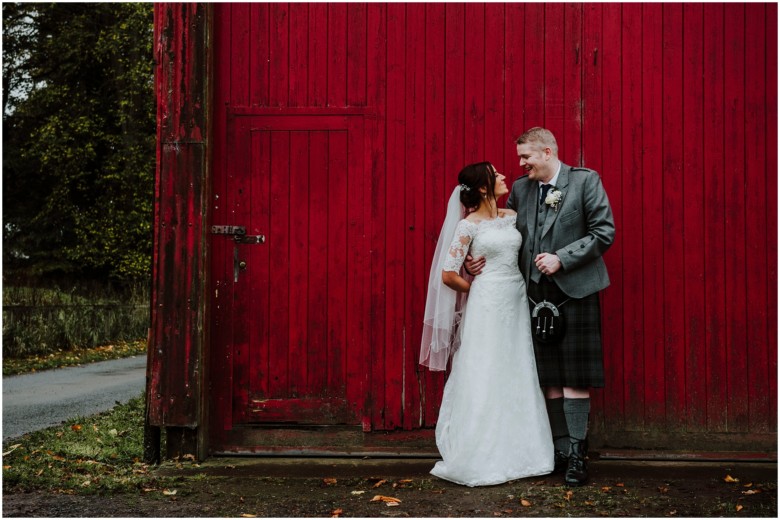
[459,184,471,192]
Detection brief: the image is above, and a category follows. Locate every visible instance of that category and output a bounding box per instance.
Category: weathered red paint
[151,3,777,455]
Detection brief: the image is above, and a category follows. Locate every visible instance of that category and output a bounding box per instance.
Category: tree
[3,3,154,282]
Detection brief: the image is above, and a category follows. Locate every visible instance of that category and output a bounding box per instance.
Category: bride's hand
[463,254,486,276]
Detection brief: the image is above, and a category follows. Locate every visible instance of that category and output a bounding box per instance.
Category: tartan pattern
[527,277,605,388]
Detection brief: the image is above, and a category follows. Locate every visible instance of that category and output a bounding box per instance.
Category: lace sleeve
[442,220,475,273]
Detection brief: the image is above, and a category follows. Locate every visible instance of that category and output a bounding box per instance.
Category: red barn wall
[151,3,777,453]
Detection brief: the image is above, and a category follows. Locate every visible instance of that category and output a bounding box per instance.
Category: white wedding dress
[432,213,554,486]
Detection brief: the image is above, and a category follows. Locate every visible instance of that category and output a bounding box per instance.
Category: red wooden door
[211,110,369,440]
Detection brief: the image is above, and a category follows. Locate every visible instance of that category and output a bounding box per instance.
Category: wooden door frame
[149,4,214,460]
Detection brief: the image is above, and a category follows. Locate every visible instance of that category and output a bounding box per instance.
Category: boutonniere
[545,188,563,212]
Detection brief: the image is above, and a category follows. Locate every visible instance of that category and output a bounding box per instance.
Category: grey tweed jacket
[506,163,615,299]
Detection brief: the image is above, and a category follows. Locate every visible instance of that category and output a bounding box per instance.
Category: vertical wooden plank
[524,4,545,126]
[288,131,309,397]
[268,131,291,398]
[661,3,686,431]
[249,130,272,401]
[543,3,565,147]
[766,3,778,435]
[269,3,290,107]
[702,3,727,433]
[347,3,367,106]
[423,2,447,427]
[744,3,769,433]
[231,4,250,106]
[328,4,347,108]
[404,3,425,430]
[464,3,485,163]
[209,4,233,434]
[327,131,348,403]
[288,3,308,107]
[682,3,707,432]
[367,3,388,429]
[641,2,665,431]
[346,118,370,429]
[504,3,525,184]
[307,131,329,396]
[444,2,465,180]
[484,4,506,171]
[600,3,624,433]
[581,2,605,430]
[620,2,644,432]
[563,3,583,165]
[230,118,252,424]
[723,3,749,432]
[384,3,405,431]
[249,3,270,107]
[308,3,328,107]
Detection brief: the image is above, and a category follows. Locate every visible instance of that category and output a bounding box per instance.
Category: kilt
[527,277,605,388]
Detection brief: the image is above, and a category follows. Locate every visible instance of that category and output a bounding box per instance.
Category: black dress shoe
[564,438,588,486]
[553,450,569,474]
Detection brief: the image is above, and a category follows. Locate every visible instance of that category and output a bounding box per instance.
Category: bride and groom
[420,127,615,487]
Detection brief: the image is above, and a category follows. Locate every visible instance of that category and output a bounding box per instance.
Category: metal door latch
[211,225,265,244]
[212,225,265,282]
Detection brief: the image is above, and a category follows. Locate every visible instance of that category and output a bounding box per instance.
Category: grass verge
[2,339,146,376]
[2,393,178,495]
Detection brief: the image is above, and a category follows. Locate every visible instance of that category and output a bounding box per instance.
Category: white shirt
[538,161,562,198]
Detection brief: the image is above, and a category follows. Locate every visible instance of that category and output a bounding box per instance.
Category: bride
[420,162,554,487]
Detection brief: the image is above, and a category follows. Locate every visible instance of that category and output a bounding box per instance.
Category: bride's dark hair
[458,162,496,210]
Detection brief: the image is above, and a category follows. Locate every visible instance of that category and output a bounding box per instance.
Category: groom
[466,127,615,486]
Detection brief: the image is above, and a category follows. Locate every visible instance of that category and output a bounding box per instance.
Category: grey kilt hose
[527,277,605,388]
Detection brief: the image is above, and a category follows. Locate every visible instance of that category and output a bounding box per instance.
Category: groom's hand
[535,253,562,276]
[464,254,486,276]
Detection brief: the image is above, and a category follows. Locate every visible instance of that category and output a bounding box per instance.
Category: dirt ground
[3,457,776,517]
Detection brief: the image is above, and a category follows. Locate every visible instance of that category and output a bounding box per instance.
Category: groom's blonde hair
[516,127,558,156]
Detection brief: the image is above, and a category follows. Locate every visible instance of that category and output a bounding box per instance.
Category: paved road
[2,355,147,441]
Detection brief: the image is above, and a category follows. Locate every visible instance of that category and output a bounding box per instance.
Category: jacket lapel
[541,163,570,238]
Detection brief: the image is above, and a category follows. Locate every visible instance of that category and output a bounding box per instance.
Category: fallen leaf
[615,482,625,487]
[240,515,257,518]
[51,455,65,462]
[351,490,366,495]
[3,444,22,457]
[520,499,532,507]
[372,479,388,488]
[736,504,743,512]
[658,486,669,494]
[71,424,82,431]
[370,495,401,504]
[163,489,177,496]
[584,500,595,506]
[564,490,573,501]
[743,482,753,488]
[142,488,156,493]
[3,466,11,470]
[724,475,740,483]
[502,509,514,514]
[331,508,343,517]
[36,469,43,477]
[182,453,196,461]
[601,486,612,492]
[398,479,413,484]
[323,478,338,486]
[669,510,677,516]
[81,480,91,487]
[742,489,761,495]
